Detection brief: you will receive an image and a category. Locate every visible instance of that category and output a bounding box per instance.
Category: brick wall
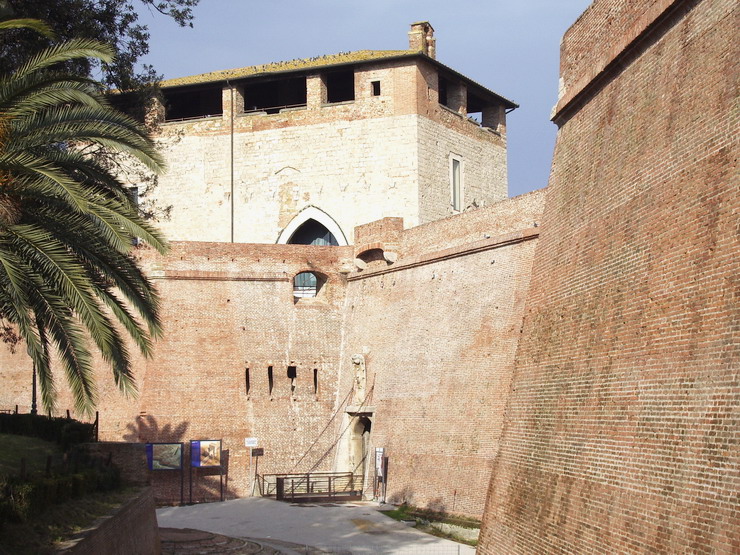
[556,0,681,111]
[58,488,160,555]
[337,195,542,517]
[0,191,540,515]
[479,0,739,552]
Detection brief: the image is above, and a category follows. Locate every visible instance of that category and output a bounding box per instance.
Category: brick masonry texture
[149,57,507,244]
[0,6,736,547]
[478,0,739,552]
[58,488,160,555]
[0,193,540,513]
[339,212,540,516]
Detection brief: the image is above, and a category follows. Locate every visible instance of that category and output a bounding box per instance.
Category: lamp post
[30,362,37,415]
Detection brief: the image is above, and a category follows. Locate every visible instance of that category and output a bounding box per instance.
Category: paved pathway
[156,498,475,555]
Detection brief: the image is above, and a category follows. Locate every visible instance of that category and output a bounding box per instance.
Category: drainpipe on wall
[228,80,235,243]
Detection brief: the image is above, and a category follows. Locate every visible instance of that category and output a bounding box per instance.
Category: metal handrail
[258,471,362,500]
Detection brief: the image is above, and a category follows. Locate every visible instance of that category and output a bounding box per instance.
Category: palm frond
[0,19,54,38]
[0,23,168,414]
[14,39,114,81]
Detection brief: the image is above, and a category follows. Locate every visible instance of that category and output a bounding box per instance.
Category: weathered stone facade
[145,26,513,245]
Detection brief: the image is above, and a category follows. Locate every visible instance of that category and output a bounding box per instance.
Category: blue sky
[139,0,593,198]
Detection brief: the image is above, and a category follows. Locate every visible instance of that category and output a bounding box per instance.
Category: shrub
[0,413,94,449]
[0,463,120,524]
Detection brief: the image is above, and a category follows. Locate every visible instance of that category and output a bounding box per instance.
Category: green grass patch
[0,487,139,555]
[380,503,481,546]
[0,433,61,477]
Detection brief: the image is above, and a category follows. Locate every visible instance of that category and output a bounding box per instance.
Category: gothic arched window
[288,219,339,246]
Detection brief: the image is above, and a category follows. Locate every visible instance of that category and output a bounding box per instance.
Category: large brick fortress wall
[338,191,544,516]
[0,191,543,512]
[0,5,736,547]
[479,0,738,552]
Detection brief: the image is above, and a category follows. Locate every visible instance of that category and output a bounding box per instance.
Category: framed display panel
[146,442,183,470]
[191,439,221,467]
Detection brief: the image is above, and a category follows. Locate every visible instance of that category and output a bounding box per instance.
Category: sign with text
[375,447,385,478]
[191,439,221,467]
[244,437,259,447]
[251,448,264,456]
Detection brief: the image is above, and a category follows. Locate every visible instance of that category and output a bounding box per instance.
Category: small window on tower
[450,155,462,211]
[324,70,355,103]
[371,81,381,96]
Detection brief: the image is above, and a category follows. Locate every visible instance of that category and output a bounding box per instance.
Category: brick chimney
[408,21,436,59]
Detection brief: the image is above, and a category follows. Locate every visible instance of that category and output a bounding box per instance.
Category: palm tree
[0,19,168,416]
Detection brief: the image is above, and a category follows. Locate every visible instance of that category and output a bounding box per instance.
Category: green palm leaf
[0,19,168,415]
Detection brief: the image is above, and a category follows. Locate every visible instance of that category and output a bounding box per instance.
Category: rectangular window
[450,155,462,211]
[324,70,355,103]
[313,368,318,396]
[371,80,381,96]
[163,87,222,121]
[245,368,250,397]
[243,76,307,114]
[268,366,274,396]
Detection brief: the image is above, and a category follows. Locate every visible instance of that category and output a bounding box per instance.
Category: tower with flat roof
[138,22,516,244]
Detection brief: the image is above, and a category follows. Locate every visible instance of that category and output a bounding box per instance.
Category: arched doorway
[348,415,372,478]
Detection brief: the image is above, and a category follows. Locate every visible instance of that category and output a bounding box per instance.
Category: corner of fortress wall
[479,0,739,552]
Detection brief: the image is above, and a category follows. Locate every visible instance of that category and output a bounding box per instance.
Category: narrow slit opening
[288,366,297,396]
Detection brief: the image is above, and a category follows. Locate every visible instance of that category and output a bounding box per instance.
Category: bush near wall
[0,413,116,529]
[0,413,95,450]
[0,452,121,527]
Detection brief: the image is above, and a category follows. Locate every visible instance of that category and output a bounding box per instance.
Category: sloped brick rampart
[479,0,738,552]
[58,488,160,555]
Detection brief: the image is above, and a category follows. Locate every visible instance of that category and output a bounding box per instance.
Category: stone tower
[138,23,515,244]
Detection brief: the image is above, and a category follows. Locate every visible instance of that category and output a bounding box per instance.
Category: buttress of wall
[337,194,543,517]
[480,0,738,552]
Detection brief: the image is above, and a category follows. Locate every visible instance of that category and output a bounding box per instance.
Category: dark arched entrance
[287,219,339,246]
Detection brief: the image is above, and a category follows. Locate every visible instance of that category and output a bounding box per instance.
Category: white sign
[375,447,385,476]
[244,437,259,447]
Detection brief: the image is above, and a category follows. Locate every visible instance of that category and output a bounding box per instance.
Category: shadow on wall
[123,414,189,444]
[389,485,449,514]
[121,414,237,505]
